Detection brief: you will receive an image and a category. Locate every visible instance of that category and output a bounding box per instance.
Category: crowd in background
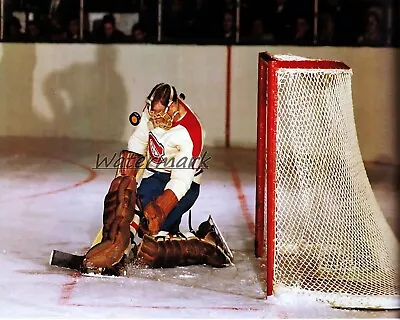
[1,0,399,47]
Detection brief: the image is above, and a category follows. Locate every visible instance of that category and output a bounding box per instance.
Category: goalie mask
[146,83,179,130]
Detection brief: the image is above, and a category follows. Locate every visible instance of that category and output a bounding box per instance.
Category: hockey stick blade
[49,250,127,277]
[49,250,84,272]
[207,215,234,261]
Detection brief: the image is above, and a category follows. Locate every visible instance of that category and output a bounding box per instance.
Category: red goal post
[256,52,399,309]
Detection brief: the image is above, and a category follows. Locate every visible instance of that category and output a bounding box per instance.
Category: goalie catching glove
[82,150,144,273]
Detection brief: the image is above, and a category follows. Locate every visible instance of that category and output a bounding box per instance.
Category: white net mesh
[268,67,399,308]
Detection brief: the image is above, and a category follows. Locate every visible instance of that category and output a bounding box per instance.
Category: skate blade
[207,215,234,261]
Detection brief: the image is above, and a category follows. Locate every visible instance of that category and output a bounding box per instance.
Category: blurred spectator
[130,23,148,43]
[269,0,294,44]
[49,0,79,28]
[48,14,63,33]
[191,0,226,41]
[293,16,313,45]
[138,0,158,40]
[1,0,397,47]
[66,18,80,42]
[5,15,25,42]
[3,0,16,29]
[50,28,67,41]
[25,20,43,42]
[92,14,127,43]
[47,14,66,42]
[242,18,274,44]
[217,11,236,43]
[163,0,191,41]
[239,0,261,40]
[319,0,354,45]
[357,9,385,46]
[251,18,274,43]
[318,11,339,45]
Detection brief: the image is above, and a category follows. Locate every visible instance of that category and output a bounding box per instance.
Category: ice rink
[0,137,398,319]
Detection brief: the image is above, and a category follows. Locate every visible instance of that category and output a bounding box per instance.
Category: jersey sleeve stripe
[173,102,203,158]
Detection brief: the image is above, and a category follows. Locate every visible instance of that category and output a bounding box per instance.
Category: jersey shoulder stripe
[172,102,203,158]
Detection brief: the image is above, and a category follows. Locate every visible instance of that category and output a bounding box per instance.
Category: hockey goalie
[82,83,233,275]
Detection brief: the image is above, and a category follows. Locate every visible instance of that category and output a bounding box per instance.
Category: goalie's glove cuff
[141,189,179,235]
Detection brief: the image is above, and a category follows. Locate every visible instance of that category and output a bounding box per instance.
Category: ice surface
[0,138,398,319]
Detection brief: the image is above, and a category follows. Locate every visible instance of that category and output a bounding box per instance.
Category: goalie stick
[49,250,84,271]
[49,250,127,277]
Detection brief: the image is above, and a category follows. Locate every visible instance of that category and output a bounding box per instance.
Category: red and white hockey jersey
[127,102,205,200]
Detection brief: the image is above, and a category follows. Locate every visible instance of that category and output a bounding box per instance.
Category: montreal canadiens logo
[148,132,165,164]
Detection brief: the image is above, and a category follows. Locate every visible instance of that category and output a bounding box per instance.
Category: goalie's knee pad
[136,231,232,268]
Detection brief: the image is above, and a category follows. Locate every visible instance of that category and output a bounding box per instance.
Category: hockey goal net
[256,52,399,309]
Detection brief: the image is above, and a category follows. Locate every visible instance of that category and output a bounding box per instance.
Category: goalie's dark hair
[147,83,185,107]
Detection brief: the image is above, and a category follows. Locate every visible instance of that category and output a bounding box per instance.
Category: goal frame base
[273,285,400,310]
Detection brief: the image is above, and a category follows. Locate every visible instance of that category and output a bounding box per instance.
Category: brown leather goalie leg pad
[116,150,145,177]
[83,175,137,270]
[136,233,232,268]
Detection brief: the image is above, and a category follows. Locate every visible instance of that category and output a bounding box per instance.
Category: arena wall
[0,43,398,164]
